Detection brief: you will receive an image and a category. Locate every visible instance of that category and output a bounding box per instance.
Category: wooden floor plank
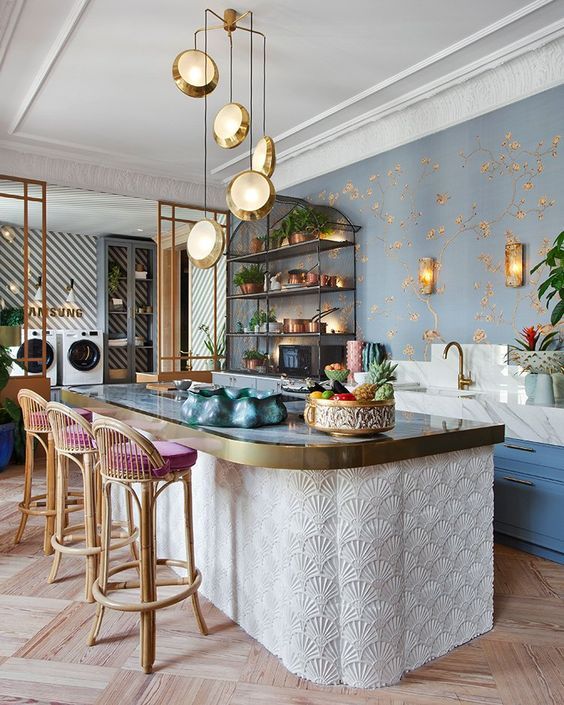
[487,595,564,646]
[0,594,70,657]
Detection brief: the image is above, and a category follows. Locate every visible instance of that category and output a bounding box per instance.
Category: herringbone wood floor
[1,463,563,705]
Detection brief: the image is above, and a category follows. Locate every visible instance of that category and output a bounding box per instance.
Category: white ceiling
[0,182,159,236]
[0,0,563,192]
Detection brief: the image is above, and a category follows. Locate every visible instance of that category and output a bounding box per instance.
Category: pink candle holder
[346,340,363,383]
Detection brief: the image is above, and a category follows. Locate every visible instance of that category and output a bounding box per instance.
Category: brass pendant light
[226,169,275,221]
[252,135,276,177]
[172,49,219,98]
[173,9,275,224]
[187,219,226,268]
[214,102,249,149]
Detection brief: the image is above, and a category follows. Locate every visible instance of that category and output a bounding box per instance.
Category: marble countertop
[63,383,504,470]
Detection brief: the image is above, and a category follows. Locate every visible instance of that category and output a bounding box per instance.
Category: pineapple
[368,359,398,387]
[374,383,394,401]
[353,383,377,401]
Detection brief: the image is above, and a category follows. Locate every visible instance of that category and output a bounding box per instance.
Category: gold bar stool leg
[14,431,35,545]
[43,433,56,555]
[182,475,208,635]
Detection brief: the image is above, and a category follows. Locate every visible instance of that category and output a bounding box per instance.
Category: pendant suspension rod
[249,10,253,169]
[203,9,209,215]
[229,33,233,103]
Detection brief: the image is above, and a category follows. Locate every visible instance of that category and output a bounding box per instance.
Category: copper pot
[288,231,315,245]
[249,237,263,254]
[239,282,264,295]
[287,269,307,285]
[245,357,264,369]
[304,321,327,334]
[283,318,307,333]
[306,271,319,286]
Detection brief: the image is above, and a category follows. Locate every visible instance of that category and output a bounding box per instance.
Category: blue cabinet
[494,438,564,564]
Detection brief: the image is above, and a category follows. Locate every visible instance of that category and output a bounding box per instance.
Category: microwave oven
[278,345,312,377]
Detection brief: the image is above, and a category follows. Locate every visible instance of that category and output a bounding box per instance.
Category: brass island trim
[62,387,505,471]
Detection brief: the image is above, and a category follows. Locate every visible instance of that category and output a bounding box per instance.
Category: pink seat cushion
[64,424,95,450]
[28,407,92,431]
[109,440,197,478]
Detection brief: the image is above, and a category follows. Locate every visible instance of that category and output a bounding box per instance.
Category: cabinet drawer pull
[504,443,536,453]
[503,476,534,486]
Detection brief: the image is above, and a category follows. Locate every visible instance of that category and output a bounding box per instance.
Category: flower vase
[534,373,555,406]
[524,373,537,401]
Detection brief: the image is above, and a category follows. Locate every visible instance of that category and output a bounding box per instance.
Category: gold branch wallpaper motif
[289,86,563,360]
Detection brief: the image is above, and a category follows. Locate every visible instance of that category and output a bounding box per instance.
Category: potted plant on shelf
[233,264,266,295]
[198,323,225,371]
[242,349,268,370]
[270,206,333,246]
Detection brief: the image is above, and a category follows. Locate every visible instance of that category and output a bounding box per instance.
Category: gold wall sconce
[418,257,435,295]
[505,242,523,287]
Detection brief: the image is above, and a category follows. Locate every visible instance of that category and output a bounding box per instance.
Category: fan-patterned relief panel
[135,446,494,689]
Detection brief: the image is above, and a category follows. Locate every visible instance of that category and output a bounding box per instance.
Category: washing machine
[16,330,58,386]
[59,330,104,386]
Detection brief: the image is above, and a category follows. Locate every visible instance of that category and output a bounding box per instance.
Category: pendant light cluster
[173,8,276,268]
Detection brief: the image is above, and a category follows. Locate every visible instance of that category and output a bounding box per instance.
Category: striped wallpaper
[0,227,98,330]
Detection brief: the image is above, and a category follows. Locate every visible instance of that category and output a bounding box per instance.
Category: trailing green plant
[242,348,268,361]
[0,345,25,462]
[531,230,564,326]
[108,262,123,295]
[233,264,266,287]
[0,307,24,326]
[269,205,332,244]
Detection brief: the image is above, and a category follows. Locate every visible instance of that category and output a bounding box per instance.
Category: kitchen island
[63,384,504,689]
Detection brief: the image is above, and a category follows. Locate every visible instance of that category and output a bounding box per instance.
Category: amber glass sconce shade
[418,257,435,295]
[505,242,523,287]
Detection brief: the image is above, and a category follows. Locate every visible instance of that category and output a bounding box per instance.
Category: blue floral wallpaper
[286,85,563,360]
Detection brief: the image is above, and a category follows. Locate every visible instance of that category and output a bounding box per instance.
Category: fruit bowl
[305,396,395,437]
[324,368,350,383]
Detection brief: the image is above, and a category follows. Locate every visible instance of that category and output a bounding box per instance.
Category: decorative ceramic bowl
[324,368,350,383]
[305,397,395,437]
[182,386,287,428]
[508,349,564,374]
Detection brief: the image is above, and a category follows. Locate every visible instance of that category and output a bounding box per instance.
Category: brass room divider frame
[0,175,49,398]
[157,201,228,377]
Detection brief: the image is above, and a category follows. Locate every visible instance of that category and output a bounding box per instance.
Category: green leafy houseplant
[198,323,225,370]
[0,307,24,326]
[0,346,24,466]
[233,264,266,294]
[269,206,332,246]
[531,230,564,326]
[108,263,123,296]
[243,349,268,361]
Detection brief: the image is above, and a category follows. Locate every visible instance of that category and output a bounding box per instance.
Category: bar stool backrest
[17,389,49,433]
[46,402,95,454]
[92,417,168,482]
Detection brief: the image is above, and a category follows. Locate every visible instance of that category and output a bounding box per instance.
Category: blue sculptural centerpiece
[181,386,288,428]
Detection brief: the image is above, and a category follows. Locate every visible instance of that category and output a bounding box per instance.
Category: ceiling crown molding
[273,35,564,191]
[0,146,225,209]
[0,0,24,71]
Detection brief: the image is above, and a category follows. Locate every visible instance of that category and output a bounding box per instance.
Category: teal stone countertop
[62,383,504,470]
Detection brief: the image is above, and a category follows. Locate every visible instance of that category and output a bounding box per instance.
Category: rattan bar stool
[87,417,207,674]
[46,403,139,602]
[15,389,84,554]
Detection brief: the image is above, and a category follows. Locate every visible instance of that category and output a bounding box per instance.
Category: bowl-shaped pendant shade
[252,136,276,177]
[172,49,219,98]
[226,170,276,221]
[187,219,225,269]
[214,103,250,149]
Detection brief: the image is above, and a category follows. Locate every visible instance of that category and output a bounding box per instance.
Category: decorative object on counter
[346,339,364,381]
[323,363,350,383]
[361,341,386,373]
[173,9,276,222]
[354,359,398,402]
[505,241,524,287]
[507,325,563,373]
[233,263,265,294]
[107,263,122,296]
[182,386,287,428]
[173,379,193,391]
[524,372,555,405]
[531,229,564,326]
[199,323,225,370]
[305,396,395,437]
[418,257,435,294]
[242,348,268,370]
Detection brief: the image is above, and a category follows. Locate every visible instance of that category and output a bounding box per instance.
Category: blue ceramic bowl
[181,387,288,428]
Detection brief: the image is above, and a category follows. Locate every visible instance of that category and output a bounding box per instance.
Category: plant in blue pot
[0,345,24,469]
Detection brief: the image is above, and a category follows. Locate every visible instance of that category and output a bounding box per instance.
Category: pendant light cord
[263,34,266,135]
[229,34,233,103]
[203,9,208,217]
[249,11,253,169]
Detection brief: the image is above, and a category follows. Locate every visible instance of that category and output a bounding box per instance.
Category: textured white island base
[145,445,494,689]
